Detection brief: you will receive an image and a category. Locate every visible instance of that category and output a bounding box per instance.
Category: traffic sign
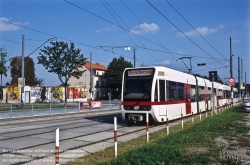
[228,78,235,87]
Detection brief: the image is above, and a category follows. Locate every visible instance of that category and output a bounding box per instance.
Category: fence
[0,101,120,120]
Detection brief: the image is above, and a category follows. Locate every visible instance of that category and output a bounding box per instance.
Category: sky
[0,0,249,86]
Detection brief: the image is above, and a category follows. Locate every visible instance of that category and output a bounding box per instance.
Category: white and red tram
[121,66,238,123]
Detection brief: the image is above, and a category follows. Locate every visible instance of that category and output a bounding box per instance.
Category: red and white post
[206,108,207,118]
[199,109,201,121]
[55,128,59,165]
[181,108,183,130]
[192,111,194,123]
[114,117,117,157]
[166,109,169,135]
[146,112,149,143]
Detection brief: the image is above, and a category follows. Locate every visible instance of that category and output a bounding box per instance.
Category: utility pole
[230,37,233,103]
[245,72,247,98]
[133,47,136,67]
[21,34,25,108]
[241,58,243,98]
[90,52,93,101]
[0,51,2,110]
[238,57,241,98]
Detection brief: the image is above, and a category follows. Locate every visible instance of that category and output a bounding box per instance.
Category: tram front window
[123,78,152,101]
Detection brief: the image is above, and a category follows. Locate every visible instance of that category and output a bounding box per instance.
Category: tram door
[155,79,166,102]
[158,79,166,117]
[185,84,191,114]
[159,80,166,102]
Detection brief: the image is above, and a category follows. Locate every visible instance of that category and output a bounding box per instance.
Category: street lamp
[124,46,136,67]
[21,35,56,108]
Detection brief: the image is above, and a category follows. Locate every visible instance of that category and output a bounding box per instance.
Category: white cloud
[95,25,116,33]
[178,24,224,37]
[0,17,28,32]
[130,23,159,35]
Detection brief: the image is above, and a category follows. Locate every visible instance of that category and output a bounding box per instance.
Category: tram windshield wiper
[134,93,149,106]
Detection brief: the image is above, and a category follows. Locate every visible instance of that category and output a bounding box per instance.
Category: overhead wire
[64,0,209,72]
[145,0,228,68]
[63,0,175,51]
[0,37,37,48]
[103,0,159,66]
[0,1,216,74]
[164,0,228,61]
[100,0,144,66]
[164,0,240,79]
[0,20,237,78]
[136,46,228,60]
[121,0,186,70]
[145,0,236,78]
[0,13,180,68]
[1,1,238,79]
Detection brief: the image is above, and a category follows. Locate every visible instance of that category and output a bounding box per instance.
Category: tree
[0,47,8,87]
[33,77,44,86]
[140,63,148,67]
[10,56,21,86]
[38,41,87,104]
[105,56,133,98]
[0,47,8,104]
[9,56,36,86]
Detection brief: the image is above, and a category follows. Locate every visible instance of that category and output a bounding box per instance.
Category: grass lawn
[65,106,250,165]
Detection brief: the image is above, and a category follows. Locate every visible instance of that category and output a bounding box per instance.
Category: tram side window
[168,81,176,100]
[199,86,204,101]
[167,81,184,101]
[190,85,196,102]
[177,83,184,100]
[218,89,223,98]
[207,87,212,99]
[224,90,229,98]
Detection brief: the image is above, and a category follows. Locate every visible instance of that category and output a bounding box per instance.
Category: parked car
[242,101,250,112]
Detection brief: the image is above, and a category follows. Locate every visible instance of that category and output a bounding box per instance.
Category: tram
[121,66,238,124]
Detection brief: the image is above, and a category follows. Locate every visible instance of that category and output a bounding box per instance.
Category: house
[68,61,110,100]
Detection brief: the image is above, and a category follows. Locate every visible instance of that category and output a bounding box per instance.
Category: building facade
[68,61,110,100]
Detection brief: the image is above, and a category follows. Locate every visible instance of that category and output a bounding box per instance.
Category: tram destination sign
[228,77,235,87]
[128,69,153,76]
